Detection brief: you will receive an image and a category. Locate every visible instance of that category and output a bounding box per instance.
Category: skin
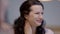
[24,5,44,34]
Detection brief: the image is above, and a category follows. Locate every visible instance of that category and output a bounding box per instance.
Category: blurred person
[14,0,54,34]
[0,0,14,34]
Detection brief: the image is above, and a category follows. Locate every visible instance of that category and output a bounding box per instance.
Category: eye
[35,12,44,15]
[35,12,40,14]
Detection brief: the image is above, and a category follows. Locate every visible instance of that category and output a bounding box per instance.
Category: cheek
[28,15,34,21]
[28,14,36,26]
[28,14,38,23]
[32,14,39,20]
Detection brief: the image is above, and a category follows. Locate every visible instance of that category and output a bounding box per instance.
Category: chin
[34,21,42,26]
[35,23,41,26]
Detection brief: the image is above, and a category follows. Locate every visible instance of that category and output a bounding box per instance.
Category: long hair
[14,0,45,34]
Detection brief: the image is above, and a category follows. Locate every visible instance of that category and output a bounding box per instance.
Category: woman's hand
[24,22,32,34]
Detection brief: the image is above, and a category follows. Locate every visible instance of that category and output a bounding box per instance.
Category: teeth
[37,20,41,22]
[37,20,42,23]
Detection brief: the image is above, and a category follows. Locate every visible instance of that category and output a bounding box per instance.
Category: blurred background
[6,0,60,34]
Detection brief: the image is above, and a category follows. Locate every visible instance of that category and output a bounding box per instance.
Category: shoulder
[45,28,54,34]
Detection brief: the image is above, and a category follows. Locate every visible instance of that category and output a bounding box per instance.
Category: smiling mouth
[36,20,42,23]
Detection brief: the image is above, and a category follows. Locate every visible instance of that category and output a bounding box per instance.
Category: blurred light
[39,0,52,2]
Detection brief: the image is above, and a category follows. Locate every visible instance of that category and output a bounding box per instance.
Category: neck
[25,20,37,34]
[31,24,36,34]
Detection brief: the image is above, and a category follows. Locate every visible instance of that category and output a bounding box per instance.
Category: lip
[36,20,42,23]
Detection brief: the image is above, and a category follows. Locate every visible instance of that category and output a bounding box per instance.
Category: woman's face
[25,5,44,27]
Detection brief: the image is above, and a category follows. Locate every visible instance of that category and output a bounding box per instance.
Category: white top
[45,28,54,34]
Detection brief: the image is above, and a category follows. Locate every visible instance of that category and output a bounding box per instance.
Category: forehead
[30,5,43,12]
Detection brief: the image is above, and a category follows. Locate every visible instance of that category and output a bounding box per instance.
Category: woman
[14,0,54,34]
[0,0,14,34]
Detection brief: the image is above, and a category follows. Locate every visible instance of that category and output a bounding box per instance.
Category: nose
[38,14,43,19]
